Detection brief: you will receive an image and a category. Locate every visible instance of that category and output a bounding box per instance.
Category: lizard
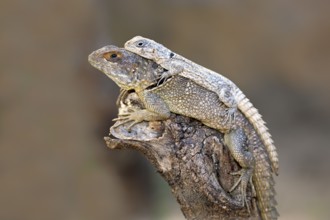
[124,36,279,176]
[88,45,278,220]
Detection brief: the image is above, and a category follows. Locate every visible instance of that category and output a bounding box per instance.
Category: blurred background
[1,0,329,219]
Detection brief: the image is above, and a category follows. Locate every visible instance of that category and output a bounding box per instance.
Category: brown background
[1,0,329,219]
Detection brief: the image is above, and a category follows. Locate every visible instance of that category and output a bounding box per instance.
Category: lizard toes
[112,119,133,128]
[113,116,130,121]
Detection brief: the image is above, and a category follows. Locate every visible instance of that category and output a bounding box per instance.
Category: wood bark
[106,92,260,220]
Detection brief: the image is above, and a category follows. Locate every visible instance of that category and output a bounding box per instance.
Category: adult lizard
[124,36,279,176]
[88,45,278,220]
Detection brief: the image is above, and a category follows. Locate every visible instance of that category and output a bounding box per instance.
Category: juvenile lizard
[88,45,278,220]
[124,36,279,176]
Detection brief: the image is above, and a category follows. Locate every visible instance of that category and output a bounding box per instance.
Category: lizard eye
[103,52,121,62]
[136,41,145,47]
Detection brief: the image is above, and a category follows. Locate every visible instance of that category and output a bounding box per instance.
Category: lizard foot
[224,107,236,125]
[157,72,170,86]
[112,108,167,131]
[229,168,253,214]
[112,110,146,130]
[157,64,184,86]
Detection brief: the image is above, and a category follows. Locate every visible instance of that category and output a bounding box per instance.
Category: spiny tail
[253,139,279,220]
[234,88,279,175]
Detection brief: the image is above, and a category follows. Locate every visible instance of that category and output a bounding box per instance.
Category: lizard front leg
[224,128,255,214]
[113,90,171,130]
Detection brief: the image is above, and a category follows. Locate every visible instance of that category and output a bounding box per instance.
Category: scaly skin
[88,45,278,220]
[124,36,279,176]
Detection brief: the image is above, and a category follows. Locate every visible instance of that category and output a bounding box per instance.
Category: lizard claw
[112,113,130,121]
[112,118,135,130]
[116,89,129,106]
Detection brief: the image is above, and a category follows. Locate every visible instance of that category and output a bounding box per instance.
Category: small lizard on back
[88,45,278,220]
[124,36,279,176]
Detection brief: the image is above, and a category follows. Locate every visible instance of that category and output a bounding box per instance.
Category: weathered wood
[106,92,259,220]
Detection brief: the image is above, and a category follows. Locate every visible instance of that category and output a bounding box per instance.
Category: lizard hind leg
[224,128,255,213]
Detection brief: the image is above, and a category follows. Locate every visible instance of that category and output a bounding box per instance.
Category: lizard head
[88,45,163,91]
[124,36,173,62]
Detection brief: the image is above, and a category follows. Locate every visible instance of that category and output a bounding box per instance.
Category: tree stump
[106,92,260,220]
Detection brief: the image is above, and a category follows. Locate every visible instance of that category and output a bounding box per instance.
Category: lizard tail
[235,88,279,175]
[253,139,279,220]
